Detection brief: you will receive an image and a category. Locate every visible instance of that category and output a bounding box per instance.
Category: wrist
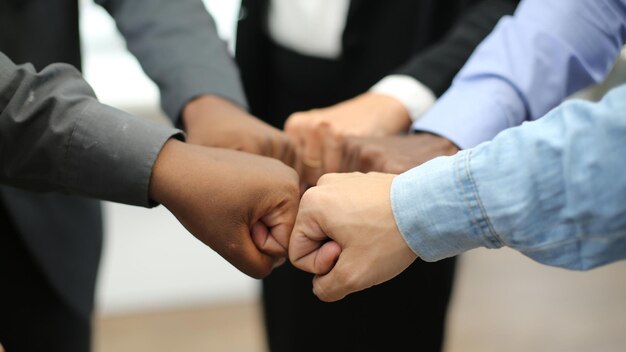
[362,93,412,134]
[182,95,246,129]
[149,138,186,205]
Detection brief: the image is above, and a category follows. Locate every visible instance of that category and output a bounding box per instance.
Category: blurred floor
[95,248,626,352]
[445,249,626,352]
[95,301,266,352]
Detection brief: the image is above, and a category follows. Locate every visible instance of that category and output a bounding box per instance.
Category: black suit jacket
[236,0,519,122]
[0,0,247,319]
[0,0,99,319]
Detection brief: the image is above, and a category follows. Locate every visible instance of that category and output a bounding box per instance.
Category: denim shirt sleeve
[391,84,626,271]
[412,0,626,149]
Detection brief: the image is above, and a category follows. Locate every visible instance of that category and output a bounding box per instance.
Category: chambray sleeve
[412,0,626,149]
[391,84,626,271]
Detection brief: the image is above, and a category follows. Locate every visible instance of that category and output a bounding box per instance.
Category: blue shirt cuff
[411,77,527,149]
[390,152,504,262]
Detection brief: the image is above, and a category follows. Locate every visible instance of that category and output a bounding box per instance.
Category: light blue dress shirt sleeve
[413,0,626,149]
[391,84,626,271]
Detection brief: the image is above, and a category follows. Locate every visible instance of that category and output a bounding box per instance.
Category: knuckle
[300,187,321,206]
[335,264,360,291]
[361,146,381,161]
[317,173,336,186]
[285,113,308,133]
[315,286,330,301]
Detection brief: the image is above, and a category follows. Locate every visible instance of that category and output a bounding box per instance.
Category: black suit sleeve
[395,0,519,97]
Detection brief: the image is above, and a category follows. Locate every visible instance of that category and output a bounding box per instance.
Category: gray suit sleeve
[95,0,248,123]
[0,52,183,207]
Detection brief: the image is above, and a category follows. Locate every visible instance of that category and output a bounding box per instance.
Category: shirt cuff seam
[455,151,504,248]
[389,178,424,258]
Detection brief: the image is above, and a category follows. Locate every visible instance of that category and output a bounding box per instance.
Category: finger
[301,122,325,185]
[303,120,324,164]
[280,138,298,169]
[289,192,332,271]
[321,125,346,174]
[270,132,294,167]
[292,240,342,275]
[223,226,276,279]
[288,214,327,272]
[343,137,362,172]
[284,113,307,162]
[259,195,299,251]
[251,221,287,257]
[312,250,363,302]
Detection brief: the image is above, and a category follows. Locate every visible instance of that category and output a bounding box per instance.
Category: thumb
[251,221,287,257]
[312,250,363,302]
[289,198,341,274]
[223,224,277,279]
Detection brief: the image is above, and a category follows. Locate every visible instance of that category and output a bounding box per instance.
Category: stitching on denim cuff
[456,151,503,248]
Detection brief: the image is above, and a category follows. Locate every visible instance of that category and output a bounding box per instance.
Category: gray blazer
[0,0,246,318]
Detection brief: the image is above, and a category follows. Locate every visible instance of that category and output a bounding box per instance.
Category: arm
[285,0,518,184]
[94,0,246,121]
[393,84,626,269]
[289,84,626,301]
[96,0,295,164]
[0,52,180,206]
[414,0,626,149]
[0,53,299,278]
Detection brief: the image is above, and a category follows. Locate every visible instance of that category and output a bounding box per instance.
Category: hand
[150,139,300,279]
[183,95,296,167]
[341,133,459,174]
[289,172,417,302]
[284,93,411,185]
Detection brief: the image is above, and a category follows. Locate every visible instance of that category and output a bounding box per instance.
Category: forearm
[96,0,248,122]
[392,84,626,270]
[414,0,626,149]
[0,53,183,206]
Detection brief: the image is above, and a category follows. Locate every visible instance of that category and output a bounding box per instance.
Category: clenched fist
[150,139,300,279]
[284,93,411,185]
[289,172,417,301]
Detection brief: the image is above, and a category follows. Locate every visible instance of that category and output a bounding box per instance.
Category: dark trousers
[0,204,91,352]
[259,43,457,352]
